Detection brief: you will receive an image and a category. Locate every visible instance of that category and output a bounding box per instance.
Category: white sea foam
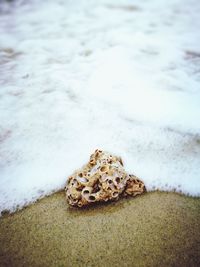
[0,0,200,214]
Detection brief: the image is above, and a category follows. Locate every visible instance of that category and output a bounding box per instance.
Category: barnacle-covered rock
[65,150,146,207]
[124,175,146,197]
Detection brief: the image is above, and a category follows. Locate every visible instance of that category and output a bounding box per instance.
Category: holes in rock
[92,182,100,193]
[76,186,84,192]
[115,177,120,184]
[90,159,95,165]
[76,188,81,192]
[83,190,90,194]
[100,166,107,172]
[95,152,99,157]
[89,195,96,201]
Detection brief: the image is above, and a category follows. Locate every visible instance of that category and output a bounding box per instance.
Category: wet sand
[0,191,200,267]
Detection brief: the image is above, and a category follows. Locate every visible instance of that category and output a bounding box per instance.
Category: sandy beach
[0,191,200,267]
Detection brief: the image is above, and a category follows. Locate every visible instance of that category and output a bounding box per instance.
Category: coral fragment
[65,150,146,207]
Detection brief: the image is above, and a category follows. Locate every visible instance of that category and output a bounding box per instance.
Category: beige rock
[65,149,146,207]
[124,175,146,197]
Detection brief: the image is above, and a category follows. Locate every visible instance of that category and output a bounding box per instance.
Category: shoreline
[0,191,200,266]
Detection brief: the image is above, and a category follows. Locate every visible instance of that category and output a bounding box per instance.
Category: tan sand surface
[0,191,200,267]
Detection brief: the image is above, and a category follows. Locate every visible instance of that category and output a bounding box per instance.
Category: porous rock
[65,149,146,207]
